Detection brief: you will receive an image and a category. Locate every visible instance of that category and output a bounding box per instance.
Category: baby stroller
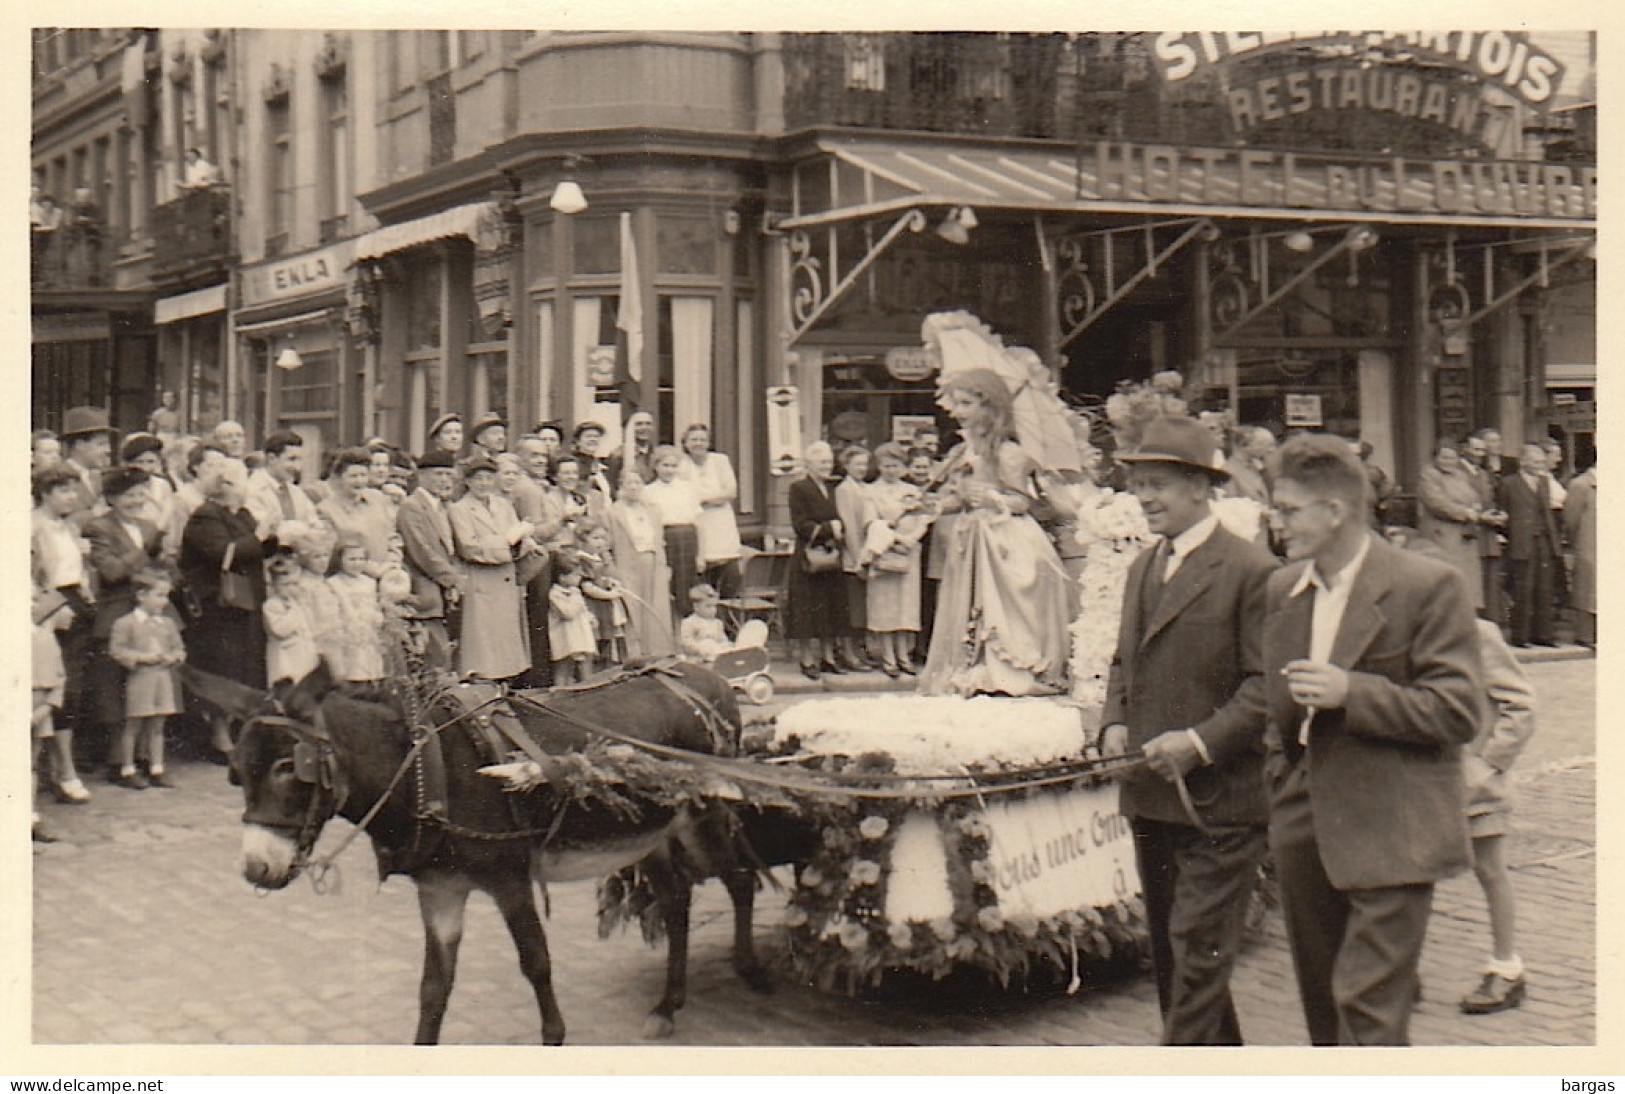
[707,619,775,706]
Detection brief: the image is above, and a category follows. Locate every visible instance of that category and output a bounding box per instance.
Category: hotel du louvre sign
[1082,141,1594,221]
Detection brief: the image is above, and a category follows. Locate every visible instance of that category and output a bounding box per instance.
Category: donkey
[193,660,804,1043]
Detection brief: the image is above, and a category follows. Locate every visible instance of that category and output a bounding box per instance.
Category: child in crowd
[327,533,386,685]
[32,582,75,838]
[548,558,598,685]
[284,523,344,673]
[263,554,320,684]
[678,583,733,663]
[577,521,629,666]
[106,569,186,790]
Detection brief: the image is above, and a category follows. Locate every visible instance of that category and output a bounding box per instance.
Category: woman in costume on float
[917,367,1073,698]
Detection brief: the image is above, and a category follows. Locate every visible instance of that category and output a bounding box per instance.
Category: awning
[154,282,228,325]
[783,137,1596,232]
[235,307,335,335]
[355,202,499,261]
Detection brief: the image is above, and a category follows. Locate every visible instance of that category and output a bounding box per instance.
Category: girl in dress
[860,442,931,678]
[262,554,319,685]
[327,534,386,685]
[577,521,629,666]
[106,570,186,789]
[548,559,598,685]
[642,445,706,625]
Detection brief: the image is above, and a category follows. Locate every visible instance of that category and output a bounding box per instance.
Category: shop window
[820,356,943,451]
[277,348,338,416]
[1231,350,1363,439]
[656,216,716,275]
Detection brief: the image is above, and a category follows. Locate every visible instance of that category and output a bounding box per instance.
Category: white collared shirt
[1161,511,1219,583]
[1290,533,1375,666]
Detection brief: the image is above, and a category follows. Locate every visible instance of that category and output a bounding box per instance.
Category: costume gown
[917,440,1072,697]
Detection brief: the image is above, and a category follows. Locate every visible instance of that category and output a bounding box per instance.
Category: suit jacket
[1104,524,1276,827]
[83,512,163,638]
[397,488,462,619]
[1263,535,1485,889]
[244,468,321,538]
[1497,472,1561,561]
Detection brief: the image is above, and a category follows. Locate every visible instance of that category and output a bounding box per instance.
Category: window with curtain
[659,296,714,442]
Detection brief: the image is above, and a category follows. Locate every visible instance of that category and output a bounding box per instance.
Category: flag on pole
[615,211,644,406]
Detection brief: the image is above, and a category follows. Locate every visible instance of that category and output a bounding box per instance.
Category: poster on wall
[1284,393,1323,428]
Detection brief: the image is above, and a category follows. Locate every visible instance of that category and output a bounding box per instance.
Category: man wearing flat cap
[427,412,464,457]
[1101,414,1277,1044]
[59,405,117,525]
[397,449,465,671]
[468,413,507,463]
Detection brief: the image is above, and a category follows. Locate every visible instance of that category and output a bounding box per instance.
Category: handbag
[218,542,256,612]
[803,542,841,573]
[873,548,911,574]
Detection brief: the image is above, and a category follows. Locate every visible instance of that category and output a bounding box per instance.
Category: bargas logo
[1561,1083,1615,1093]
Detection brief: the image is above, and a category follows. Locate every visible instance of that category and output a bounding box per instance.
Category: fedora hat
[1115,416,1230,479]
[120,431,164,464]
[60,405,116,440]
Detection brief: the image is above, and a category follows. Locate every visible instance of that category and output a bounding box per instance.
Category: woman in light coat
[675,423,745,599]
[448,457,536,681]
[606,469,676,658]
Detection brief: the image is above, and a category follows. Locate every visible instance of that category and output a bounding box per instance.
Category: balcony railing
[151,186,233,282]
[783,33,1072,140]
[31,210,112,290]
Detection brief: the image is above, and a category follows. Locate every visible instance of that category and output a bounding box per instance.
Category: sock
[1484,954,1524,979]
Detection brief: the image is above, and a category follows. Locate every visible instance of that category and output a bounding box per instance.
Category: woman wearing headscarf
[917,368,1072,697]
[785,440,851,679]
[606,468,676,658]
[181,457,270,756]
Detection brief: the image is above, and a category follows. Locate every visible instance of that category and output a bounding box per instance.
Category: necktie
[277,482,297,522]
[1140,540,1170,620]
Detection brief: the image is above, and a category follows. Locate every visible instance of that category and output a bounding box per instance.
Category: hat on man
[463,454,499,476]
[101,466,151,499]
[572,420,606,441]
[469,412,505,440]
[1114,416,1230,479]
[60,405,117,440]
[417,450,458,470]
[120,431,164,464]
[428,412,461,440]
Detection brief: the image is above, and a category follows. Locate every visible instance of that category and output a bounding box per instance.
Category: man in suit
[396,450,465,672]
[1101,416,1276,1045]
[1263,433,1484,1045]
[59,405,116,527]
[245,431,321,539]
[1464,430,1508,625]
[1498,442,1563,647]
[83,466,165,771]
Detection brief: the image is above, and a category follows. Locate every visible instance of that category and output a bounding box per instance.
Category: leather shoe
[109,770,149,791]
[54,779,91,805]
[897,661,918,676]
[821,659,848,675]
[1459,971,1526,1014]
[800,663,821,681]
[881,663,901,679]
[146,770,175,789]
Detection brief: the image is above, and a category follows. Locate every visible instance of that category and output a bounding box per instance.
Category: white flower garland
[1067,490,1156,711]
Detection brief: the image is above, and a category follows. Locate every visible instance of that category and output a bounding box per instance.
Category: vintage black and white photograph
[19,17,1602,1065]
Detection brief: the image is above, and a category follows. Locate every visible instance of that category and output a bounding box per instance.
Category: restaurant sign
[1084,140,1595,221]
[1151,32,1568,108]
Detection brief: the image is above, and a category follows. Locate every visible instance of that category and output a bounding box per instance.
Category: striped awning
[355,202,499,261]
[782,137,1595,232]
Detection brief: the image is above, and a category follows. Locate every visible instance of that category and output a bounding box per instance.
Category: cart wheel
[744,674,775,706]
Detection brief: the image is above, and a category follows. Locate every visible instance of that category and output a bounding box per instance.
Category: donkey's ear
[285,659,337,716]
[179,664,266,721]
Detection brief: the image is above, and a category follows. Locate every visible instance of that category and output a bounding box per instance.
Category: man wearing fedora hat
[1101,414,1277,1044]
[59,405,117,525]
[468,412,507,463]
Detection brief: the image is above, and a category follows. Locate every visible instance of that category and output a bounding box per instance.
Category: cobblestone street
[28,655,1595,1050]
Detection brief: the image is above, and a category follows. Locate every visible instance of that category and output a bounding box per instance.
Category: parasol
[922,311,1083,476]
